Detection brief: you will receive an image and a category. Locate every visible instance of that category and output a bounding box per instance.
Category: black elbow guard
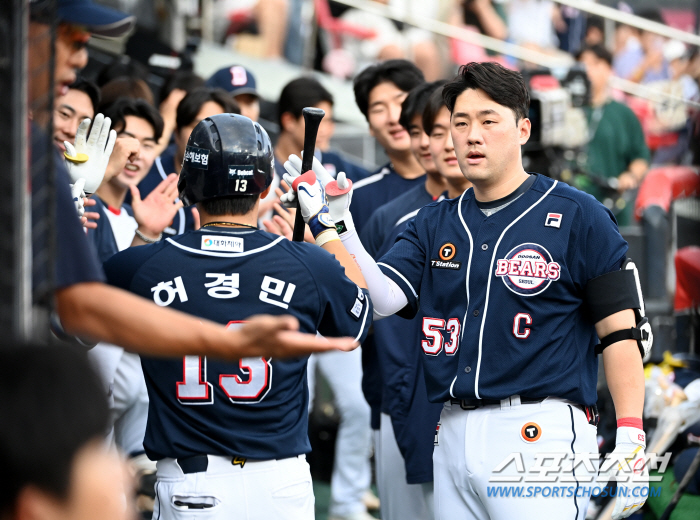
[586,259,653,360]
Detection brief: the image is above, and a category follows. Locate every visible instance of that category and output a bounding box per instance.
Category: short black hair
[399,80,446,131]
[69,76,101,115]
[176,88,240,130]
[101,97,165,142]
[578,44,613,67]
[422,86,449,136]
[159,71,206,105]
[100,76,155,108]
[0,346,109,515]
[353,59,425,120]
[442,62,530,123]
[198,196,259,216]
[278,77,333,128]
[586,15,605,34]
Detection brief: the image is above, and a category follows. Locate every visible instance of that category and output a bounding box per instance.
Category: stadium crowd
[3,1,700,520]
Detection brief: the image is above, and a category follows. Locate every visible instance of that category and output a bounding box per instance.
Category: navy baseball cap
[206,66,259,98]
[56,0,135,38]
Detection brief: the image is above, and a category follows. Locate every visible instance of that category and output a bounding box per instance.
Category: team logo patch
[545,213,562,228]
[521,422,541,443]
[434,423,441,446]
[232,456,247,468]
[431,242,461,270]
[495,243,560,296]
[228,165,254,177]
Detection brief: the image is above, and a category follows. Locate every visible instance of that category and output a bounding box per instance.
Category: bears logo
[495,243,560,296]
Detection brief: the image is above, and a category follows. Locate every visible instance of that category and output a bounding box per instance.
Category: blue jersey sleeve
[569,195,628,291]
[298,246,372,342]
[376,214,427,317]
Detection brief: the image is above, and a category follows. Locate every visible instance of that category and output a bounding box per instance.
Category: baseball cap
[663,40,687,63]
[205,66,259,98]
[56,0,135,38]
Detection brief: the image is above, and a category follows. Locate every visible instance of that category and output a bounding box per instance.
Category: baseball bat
[292,107,325,242]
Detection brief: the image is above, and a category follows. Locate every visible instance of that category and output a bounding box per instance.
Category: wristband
[315,229,341,247]
[617,417,643,429]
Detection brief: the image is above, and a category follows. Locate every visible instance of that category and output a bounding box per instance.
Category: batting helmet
[178,113,274,206]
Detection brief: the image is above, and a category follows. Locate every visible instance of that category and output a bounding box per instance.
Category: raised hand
[64,113,117,194]
[130,173,183,241]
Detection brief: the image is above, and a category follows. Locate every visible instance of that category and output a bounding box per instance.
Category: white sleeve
[341,230,409,319]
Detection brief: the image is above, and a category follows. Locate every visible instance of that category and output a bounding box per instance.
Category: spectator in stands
[507,0,562,54]
[218,0,289,59]
[613,22,644,80]
[53,77,100,154]
[136,88,239,237]
[449,0,508,65]
[157,71,205,153]
[0,346,133,520]
[578,44,650,225]
[96,56,150,88]
[627,9,670,84]
[100,76,155,108]
[339,0,443,81]
[206,65,261,121]
[583,15,604,47]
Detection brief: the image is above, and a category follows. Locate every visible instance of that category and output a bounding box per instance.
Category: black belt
[450,396,545,410]
[448,398,600,427]
[176,454,249,474]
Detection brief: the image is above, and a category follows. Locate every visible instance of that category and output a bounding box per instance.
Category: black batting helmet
[178,113,274,206]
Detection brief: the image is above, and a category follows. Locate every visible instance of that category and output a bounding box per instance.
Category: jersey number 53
[176,321,272,405]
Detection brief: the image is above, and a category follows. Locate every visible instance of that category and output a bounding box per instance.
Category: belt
[176,454,250,474]
[449,396,545,410]
[448,397,600,427]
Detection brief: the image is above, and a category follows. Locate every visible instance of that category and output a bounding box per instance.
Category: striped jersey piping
[472,181,558,399]
[352,167,391,190]
[156,156,186,235]
[377,262,418,299]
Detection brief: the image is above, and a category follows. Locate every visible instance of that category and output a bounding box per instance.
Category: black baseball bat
[292,107,325,242]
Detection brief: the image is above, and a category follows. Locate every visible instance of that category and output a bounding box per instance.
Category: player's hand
[103,137,141,185]
[281,169,338,244]
[282,154,356,237]
[130,174,183,238]
[64,114,117,194]
[230,315,359,358]
[597,426,649,519]
[81,196,100,230]
[71,178,86,217]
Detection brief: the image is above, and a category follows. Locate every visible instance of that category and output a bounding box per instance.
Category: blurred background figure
[53,77,101,154]
[205,64,261,121]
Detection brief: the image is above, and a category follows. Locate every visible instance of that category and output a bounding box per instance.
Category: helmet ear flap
[177,173,189,207]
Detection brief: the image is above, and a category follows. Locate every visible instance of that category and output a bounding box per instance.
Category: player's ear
[518,117,531,145]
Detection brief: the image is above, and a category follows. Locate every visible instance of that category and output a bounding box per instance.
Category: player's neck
[387,148,425,180]
[198,206,259,229]
[446,176,472,199]
[472,169,530,203]
[96,180,127,211]
[274,133,303,164]
[424,170,446,198]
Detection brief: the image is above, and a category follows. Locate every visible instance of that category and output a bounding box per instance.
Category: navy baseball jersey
[361,183,442,259]
[130,144,196,236]
[378,174,627,406]
[103,227,371,461]
[350,163,426,235]
[87,197,134,263]
[374,210,444,484]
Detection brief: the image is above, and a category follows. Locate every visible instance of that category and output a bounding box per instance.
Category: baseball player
[103,113,371,520]
[285,62,651,520]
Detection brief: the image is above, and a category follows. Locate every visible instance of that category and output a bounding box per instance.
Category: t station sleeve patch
[431,242,462,270]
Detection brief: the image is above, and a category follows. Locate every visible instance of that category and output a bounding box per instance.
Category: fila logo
[545,213,562,228]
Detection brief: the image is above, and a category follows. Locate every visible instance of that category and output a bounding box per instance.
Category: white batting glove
[282,154,356,237]
[597,427,649,519]
[70,178,86,217]
[282,169,338,246]
[64,114,117,194]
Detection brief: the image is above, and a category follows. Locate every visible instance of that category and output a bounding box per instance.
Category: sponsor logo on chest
[495,243,560,296]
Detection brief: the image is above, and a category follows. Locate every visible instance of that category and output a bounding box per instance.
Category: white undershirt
[103,206,138,252]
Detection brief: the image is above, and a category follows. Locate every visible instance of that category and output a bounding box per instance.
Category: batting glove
[282,154,356,238]
[70,178,86,217]
[282,169,338,246]
[597,426,649,519]
[64,113,117,194]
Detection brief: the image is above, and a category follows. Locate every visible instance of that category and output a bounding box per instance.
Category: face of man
[15,442,134,520]
[175,101,227,162]
[235,93,260,122]
[451,88,530,186]
[367,82,411,155]
[111,116,158,190]
[579,51,611,94]
[284,101,335,152]
[429,107,461,180]
[409,114,436,174]
[54,24,90,99]
[53,89,94,153]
